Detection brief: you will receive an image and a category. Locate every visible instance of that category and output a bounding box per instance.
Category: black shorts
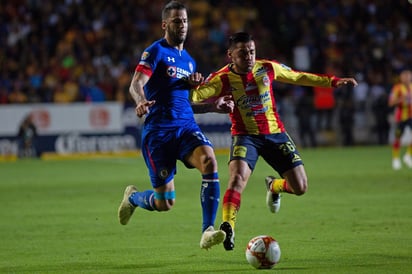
[229,132,303,175]
[395,119,412,138]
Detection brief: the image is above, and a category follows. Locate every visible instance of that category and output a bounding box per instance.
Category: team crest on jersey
[263,76,270,86]
[188,62,194,73]
[141,51,150,60]
[167,66,177,77]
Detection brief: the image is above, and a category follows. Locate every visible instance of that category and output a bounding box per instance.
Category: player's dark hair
[228,32,253,48]
[162,1,186,20]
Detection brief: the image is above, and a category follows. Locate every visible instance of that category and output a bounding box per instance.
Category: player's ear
[227,49,232,59]
[161,20,167,30]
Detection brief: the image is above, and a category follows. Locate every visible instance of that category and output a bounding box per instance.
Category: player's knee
[294,179,308,196]
[199,154,218,173]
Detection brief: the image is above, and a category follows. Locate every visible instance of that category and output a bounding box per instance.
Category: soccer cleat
[199,226,226,250]
[118,185,138,225]
[403,154,412,168]
[265,176,281,213]
[219,221,235,251]
[392,158,401,170]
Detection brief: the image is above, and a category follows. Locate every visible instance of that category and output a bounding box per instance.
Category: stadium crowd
[1,0,411,144]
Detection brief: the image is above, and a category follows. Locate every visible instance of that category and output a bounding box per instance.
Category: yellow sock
[222,189,241,230]
[407,145,412,156]
[270,178,294,194]
[392,148,400,159]
[222,203,237,229]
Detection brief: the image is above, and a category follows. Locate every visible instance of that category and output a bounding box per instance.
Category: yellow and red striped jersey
[390,83,412,122]
[191,59,339,135]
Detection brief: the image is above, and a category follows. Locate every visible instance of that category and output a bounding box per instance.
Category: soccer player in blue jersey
[117,1,231,250]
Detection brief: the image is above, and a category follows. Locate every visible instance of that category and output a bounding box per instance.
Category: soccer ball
[245,235,281,269]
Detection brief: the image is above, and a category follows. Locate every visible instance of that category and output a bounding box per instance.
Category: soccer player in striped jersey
[191,32,358,251]
[388,69,412,170]
[117,1,232,250]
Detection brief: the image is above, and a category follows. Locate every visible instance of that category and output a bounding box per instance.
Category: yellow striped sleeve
[273,62,333,87]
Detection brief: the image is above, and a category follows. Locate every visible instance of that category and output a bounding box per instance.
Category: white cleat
[265,176,281,213]
[392,158,401,170]
[403,154,412,168]
[200,226,226,250]
[118,185,138,225]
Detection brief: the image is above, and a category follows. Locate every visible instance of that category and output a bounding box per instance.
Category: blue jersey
[135,38,213,187]
[136,38,197,129]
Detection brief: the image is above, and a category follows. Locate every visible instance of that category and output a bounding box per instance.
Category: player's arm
[273,62,357,88]
[129,71,155,118]
[191,95,234,113]
[189,73,231,113]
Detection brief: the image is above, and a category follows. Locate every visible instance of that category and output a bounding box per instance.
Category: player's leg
[182,131,224,249]
[402,121,412,168]
[219,135,259,251]
[263,133,306,213]
[118,181,176,225]
[186,145,220,231]
[392,122,404,170]
[219,159,252,251]
[118,130,177,225]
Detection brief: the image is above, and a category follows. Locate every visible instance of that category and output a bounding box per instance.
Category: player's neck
[164,36,184,51]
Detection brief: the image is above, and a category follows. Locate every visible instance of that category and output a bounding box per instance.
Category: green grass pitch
[1,146,412,273]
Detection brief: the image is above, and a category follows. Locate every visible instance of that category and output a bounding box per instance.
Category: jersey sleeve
[190,72,224,102]
[135,44,161,77]
[272,61,336,87]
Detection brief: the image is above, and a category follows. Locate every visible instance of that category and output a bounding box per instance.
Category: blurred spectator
[294,87,317,148]
[0,0,411,146]
[314,86,335,131]
[8,73,28,104]
[337,87,355,146]
[17,114,38,158]
[369,72,390,145]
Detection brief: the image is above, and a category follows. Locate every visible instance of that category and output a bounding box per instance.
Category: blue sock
[200,172,220,232]
[129,190,156,211]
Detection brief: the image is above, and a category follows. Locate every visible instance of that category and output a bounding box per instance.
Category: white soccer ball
[245,235,281,269]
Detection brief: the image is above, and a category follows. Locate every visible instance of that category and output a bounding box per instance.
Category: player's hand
[187,72,204,87]
[135,100,156,118]
[214,95,234,113]
[336,78,358,87]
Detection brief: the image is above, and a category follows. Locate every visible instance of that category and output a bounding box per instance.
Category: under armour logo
[167,57,175,63]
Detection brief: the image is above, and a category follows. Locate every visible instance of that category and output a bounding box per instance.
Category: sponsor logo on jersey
[167,66,191,79]
[167,56,175,63]
[245,82,257,91]
[167,66,177,77]
[236,91,270,109]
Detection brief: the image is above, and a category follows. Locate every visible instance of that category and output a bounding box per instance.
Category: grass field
[1,146,412,274]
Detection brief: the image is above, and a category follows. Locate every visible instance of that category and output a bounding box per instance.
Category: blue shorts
[229,132,303,175]
[141,123,213,188]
